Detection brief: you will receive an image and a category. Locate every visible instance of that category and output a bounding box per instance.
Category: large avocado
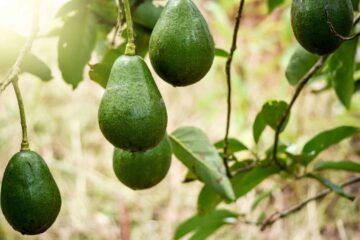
[113,135,172,190]
[98,55,167,151]
[149,0,215,86]
[291,0,353,55]
[1,151,61,235]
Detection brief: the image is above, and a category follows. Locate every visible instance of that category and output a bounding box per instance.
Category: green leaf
[58,10,97,88]
[327,38,358,108]
[285,46,319,86]
[197,165,279,214]
[55,0,86,20]
[132,0,163,30]
[267,0,286,13]
[174,209,238,240]
[306,173,354,201]
[170,127,235,201]
[313,160,360,173]
[0,27,52,81]
[253,111,267,143]
[262,100,289,132]
[214,138,248,154]
[302,126,359,165]
[214,48,230,58]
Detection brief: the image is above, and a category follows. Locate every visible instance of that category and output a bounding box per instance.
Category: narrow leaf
[174,209,237,240]
[306,173,354,200]
[197,165,279,214]
[214,48,230,58]
[302,126,359,164]
[170,127,235,201]
[58,10,97,88]
[251,188,275,211]
[214,138,248,154]
[313,160,360,173]
[327,38,358,108]
[285,47,319,86]
[253,111,267,143]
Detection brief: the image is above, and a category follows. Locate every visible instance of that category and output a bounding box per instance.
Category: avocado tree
[1,0,360,238]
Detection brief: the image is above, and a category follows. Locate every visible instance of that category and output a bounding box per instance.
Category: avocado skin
[291,0,353,55]
[1,151,61,235]
[113,135,172,190]
[98,55,167,152]
[149,0,215,86]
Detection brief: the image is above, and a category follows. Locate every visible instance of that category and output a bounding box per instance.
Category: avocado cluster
[291,0,353,55]
[98,0,215,190]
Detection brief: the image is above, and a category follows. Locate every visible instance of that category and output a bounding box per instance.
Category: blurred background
[0,0,360,239]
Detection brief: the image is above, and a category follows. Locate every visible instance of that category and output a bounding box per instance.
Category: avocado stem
[122,0,136,56]
[12,78,30,151]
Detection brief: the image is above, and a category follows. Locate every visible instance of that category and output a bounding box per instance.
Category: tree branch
[260,175,360,230]
[223,0,246,178]
[0,0,41,92]
[271,55,328,171]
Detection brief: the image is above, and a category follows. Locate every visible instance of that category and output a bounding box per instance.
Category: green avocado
[113,135,172,190]
[291,0,353,55]
[149,0,215,86]
[1,151,61,235]
[98,55,167,151]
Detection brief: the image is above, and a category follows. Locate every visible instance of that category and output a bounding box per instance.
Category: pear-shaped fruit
[291,0,353,55]
[1,151,61,235]
[113,135,172,190]
[98,55,167,152]
[149,0,215,86]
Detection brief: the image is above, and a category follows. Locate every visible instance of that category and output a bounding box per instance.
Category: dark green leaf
[267,0,286,13]
[285,47,319,86]
[197,165,279,214]
[327,38,358,108]
[170,127,235,201]
[0,27,52,81]
[302,126,359,165]
[313,160,360,173]
[262,100,289,132]
[214,138,248,154]
[214,48,230,58]
[174,209,238,240]
[58,10,97,88]
[132,0,163,30]
[306,173,354,200]
[253,111,266,143]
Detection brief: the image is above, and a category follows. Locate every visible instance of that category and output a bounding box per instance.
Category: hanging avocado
[113,135,172,190]
[149,0,215,86]
[291,0,353,55]
[98,55,167,152]
[1,151,61,235]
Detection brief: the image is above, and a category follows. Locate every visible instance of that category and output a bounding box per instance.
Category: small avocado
[113,135,172,190]
[98,55,167,152]
[149,0,215,86]
[291,0,353,55]
[1,151,61,235]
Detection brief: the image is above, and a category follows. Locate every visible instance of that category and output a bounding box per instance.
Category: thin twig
[12,78,29,151]
[223,0,246,178]
[326,10,360,41]
[0,0,41,92]
[260,175,360,230]
[271,56,328,171]
[111,0,124,48]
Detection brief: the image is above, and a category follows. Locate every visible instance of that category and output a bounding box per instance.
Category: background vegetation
[0,0,360,239]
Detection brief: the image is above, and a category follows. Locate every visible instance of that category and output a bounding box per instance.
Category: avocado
[291,0,353,55]
[98,55,167,151]
[149,0,215,86]
[1,151,61,235]
[113,135,172,190]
